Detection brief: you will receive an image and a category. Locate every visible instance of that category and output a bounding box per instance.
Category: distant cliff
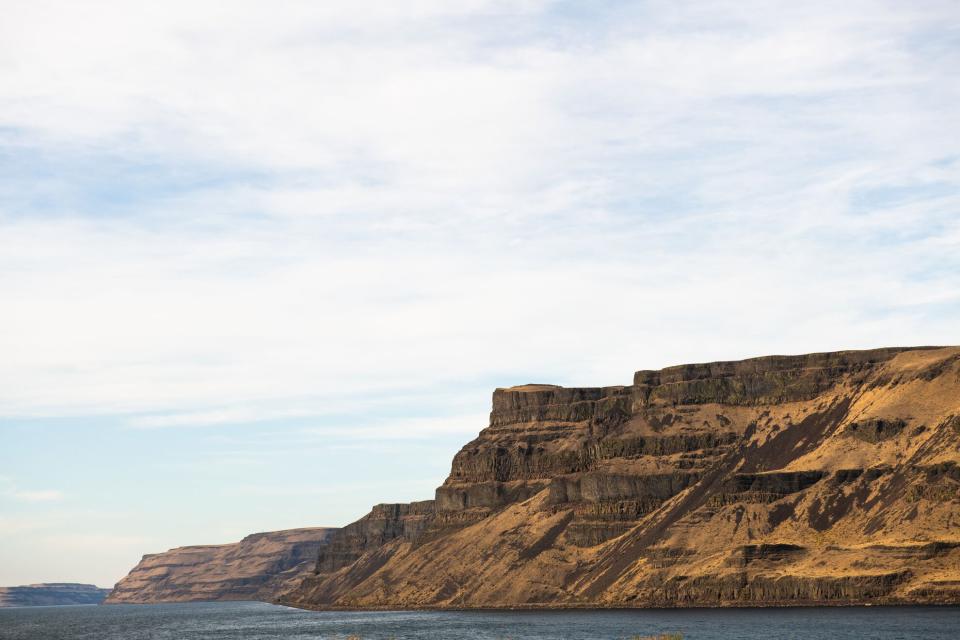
[105,528,334,604]
[282,346,960,608]
[108,347,960,608]
[0,584,110,607]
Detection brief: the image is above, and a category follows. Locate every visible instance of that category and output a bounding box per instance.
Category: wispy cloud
[1,0,958,586]
[128,407,319,429]
[1,2,956,422]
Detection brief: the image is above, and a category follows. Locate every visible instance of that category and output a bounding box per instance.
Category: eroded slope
[106,527,334,604]
[284,346,960,608]
[0,584,111,607]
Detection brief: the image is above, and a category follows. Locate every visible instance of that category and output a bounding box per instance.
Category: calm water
[0,601,958,640]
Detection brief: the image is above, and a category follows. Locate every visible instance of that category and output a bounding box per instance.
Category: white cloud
[128,407,317,429]
[0,0,957,423]
[1,3,958,588]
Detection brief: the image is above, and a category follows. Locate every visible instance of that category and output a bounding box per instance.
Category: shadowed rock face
[0,584,111,607]
[315,502,434,573]
[281,346,960,609]
[105,528,334,604]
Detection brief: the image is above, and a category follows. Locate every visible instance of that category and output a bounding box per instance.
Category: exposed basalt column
[266,346,960,609]
[643,547,698,568]
[447,433,738,485]
[834,466,892,484]
[726,471,827,493]
[447,444,590,483]
[633,348,927,407]
[740,572,912,602]
[564,522,635,547]
[589,432,740,459]
[435,480,548,512]
[845,418,908,443]
[709,471,826,506]
[645,571,912,604]
[725,544,806,567]
[547,472,701,505]
[489,385,631,428]
[315,502,434,574]
[909,580,960,600]
[544,471,703,546]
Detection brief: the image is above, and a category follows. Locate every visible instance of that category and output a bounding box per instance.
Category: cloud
[2,1,958,588]
[0,0,958,423]
[128,407,317,429]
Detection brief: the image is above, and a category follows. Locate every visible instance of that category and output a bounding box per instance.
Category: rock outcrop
[282,346,960,608]
[105,527,334,604]
[0,583,111,607]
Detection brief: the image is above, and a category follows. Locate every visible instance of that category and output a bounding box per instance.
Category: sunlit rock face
[105,528,334,604]
[283,346,960,609]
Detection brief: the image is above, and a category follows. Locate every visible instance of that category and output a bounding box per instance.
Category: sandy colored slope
[106,527,334,604]
[281,346,960,608]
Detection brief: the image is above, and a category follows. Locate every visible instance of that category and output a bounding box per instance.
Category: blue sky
[1,0,959,587]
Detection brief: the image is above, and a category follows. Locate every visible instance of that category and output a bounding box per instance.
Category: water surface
[1,601,957,639]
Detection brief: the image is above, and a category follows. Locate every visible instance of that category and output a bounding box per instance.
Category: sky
[1,0,958,588]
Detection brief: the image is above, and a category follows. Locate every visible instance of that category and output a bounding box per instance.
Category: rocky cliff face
[0,584,111,607]
[105,528,334,604]
[283,346,960,608]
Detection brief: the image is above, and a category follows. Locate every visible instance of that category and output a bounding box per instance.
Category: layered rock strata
[283,346,960,608]
[106,527,334,604]
[0,584,111,607]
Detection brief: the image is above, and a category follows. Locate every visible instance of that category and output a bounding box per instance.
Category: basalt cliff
[0,584,111,607]
[109,346,960,608]
[105,527,334,604]
[280,346,960,608]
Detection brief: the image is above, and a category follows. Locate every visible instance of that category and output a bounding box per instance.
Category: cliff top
[635,345,945,385]
[500,384,564,392]
[495,347,949,395]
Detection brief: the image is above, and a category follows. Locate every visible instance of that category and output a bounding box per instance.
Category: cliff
[105,527,334,604]
[282,346,960,608]
[0,583,110,607]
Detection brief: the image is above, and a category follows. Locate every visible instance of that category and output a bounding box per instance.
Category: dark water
[1,601,958,639]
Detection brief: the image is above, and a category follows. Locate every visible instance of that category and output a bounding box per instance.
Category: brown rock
[111,346,960,609]
[281,346,960,609]
[105,528,334,604]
